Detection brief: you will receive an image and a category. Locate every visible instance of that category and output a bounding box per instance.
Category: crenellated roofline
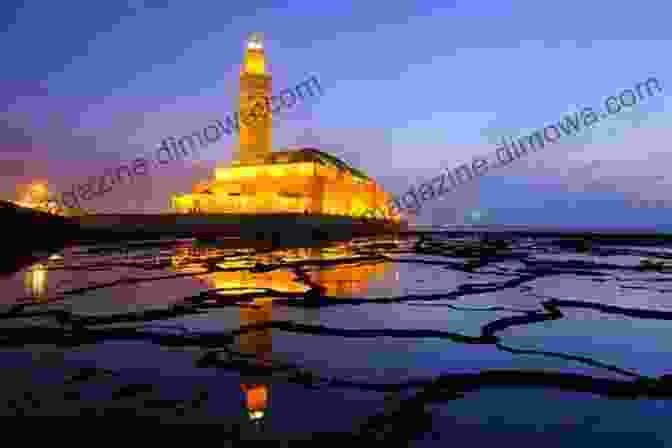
[262,147,370,181]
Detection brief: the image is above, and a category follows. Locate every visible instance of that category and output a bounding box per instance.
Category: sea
[0,229,670,444]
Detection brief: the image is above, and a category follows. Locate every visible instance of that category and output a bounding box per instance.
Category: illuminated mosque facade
[171,33,399,222]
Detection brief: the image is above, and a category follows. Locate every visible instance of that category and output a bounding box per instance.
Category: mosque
[170,33,399,223]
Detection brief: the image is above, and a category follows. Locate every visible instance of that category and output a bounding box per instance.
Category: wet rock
[64,367,116,384]
[112,383,154,399]
[303,286,327,306]
[63,390,81,400]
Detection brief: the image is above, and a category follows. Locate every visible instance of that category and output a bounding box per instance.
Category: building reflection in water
[240,383,268,424]
[24,263,47,299]
[238,297,273,426]
[171,241,398,428]
[171,242,398,298]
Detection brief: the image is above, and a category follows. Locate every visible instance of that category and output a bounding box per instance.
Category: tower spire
[236,32,272,165]
[243,32,266,75]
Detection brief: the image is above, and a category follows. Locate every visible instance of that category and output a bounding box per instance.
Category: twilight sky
[2,0,671,229]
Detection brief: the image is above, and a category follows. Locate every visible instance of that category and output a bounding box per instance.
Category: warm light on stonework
[171,33,397,221]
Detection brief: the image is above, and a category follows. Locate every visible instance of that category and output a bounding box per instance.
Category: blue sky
[1,0,671,228]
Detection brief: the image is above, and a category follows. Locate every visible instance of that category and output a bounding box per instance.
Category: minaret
[234,32,272,166]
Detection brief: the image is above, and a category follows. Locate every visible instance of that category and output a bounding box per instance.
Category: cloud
[0,117,34,152]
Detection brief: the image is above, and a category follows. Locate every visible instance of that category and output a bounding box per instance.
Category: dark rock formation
[0,200,78,273]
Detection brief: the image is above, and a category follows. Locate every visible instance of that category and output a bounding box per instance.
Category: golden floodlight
[247,32,264,50]
[243,32,266,76]
[170,34,397,222]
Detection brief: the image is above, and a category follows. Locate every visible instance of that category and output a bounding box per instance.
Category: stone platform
[72,213,405,244]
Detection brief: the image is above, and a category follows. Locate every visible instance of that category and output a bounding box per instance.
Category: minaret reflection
[239,298,272,426]
[172,242,398,426]
[240,383,268,423]
[24,263,47,300]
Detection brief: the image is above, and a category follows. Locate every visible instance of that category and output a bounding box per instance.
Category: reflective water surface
[1,234,671,444]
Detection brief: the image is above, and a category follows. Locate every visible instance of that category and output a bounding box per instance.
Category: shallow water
[1,235,671,443]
